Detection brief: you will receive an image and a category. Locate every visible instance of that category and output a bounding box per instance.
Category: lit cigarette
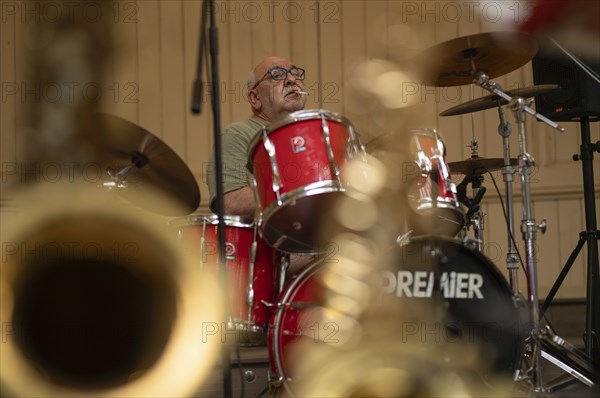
[291,87,309,96]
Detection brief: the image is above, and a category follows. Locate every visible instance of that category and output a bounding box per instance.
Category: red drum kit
[4,25,597,398]
[166,32,600,396]
[171,32,597,396]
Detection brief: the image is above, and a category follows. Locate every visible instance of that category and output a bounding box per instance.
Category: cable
[486,170,528,278]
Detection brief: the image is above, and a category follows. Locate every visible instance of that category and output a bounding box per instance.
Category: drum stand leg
[507,99,546,395]
[278,254,290,295]
[536,117,600,393]
[475,73,564,395]
[510,108,598,396]
[470,208,485,252]
[497,103,521,296]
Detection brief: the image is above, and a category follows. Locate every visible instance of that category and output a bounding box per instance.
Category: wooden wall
[1,0,599,299]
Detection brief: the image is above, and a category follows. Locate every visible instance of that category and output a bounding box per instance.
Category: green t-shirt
[208,117,266,213]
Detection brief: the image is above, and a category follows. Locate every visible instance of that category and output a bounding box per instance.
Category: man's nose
[284,72,297,85]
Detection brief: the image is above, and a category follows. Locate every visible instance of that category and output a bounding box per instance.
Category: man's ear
[248,90,261,111]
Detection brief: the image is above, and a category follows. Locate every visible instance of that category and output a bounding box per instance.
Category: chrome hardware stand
[513,97,545,393]
[467,141,485,253]
[496,102,521,296]
[278,254,290,295]
[456,141,487,253]
[246,224,259,325]
[474,72,564,395]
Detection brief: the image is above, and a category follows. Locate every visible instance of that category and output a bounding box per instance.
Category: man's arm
[222,186,257,218]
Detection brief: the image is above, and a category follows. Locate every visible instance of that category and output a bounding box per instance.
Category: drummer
[207,56,310,275]
[207,55,307,217]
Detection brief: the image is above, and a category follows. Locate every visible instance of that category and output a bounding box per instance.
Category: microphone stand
[191,1,232,397]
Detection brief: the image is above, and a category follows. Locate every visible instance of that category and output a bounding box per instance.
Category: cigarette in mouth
[292,88,309,96]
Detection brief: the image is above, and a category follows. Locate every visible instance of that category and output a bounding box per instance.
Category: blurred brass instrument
[0,184,221,397]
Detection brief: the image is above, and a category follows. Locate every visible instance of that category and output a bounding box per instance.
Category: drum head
[269,238,526,395]
[385,236,526,376]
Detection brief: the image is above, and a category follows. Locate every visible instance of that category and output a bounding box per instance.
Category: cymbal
[449,156,517,175]
[416,32,538,87]
[440,84,559,116]
[96,113,200,216]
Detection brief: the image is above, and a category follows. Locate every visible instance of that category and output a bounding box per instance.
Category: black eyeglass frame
[251,66,305,90]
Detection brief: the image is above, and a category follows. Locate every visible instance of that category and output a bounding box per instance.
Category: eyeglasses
[251,66,305,90]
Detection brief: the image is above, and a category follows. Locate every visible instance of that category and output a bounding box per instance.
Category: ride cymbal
[440,84,559,116]
[416,32,538,87]
[95,113,200,216]
[449,156,517,175]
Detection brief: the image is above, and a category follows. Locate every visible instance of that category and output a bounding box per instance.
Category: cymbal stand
[466,141,486,253]
[456,170,486,253]
[496,101,521,296]
[474,72,562,395]
[514,96,545,391]
[103,161,143,190]
[468,180,485,253]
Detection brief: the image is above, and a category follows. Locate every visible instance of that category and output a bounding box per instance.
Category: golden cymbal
[416,32,538,87]
[96,113,200,216]
[449,156,517,175]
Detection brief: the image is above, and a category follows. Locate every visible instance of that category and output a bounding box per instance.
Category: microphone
[191,79,203,114]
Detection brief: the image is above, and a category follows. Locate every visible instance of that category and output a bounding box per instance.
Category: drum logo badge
[291,136,306,153]
[382,270,485,299]
[224,242,236,260]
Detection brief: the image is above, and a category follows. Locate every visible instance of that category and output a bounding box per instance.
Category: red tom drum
[408,129,465,236]
[247,109,364,254]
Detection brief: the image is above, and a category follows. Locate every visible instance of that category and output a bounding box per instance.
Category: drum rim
[257,180,343,254]
[246,109,354,172]
[270,258,323,393]
[410,127,447,156]
[410,203,466,236]
[409,127,440,137]
[168,213,255,229]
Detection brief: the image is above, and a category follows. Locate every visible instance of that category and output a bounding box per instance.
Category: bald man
[208,56,307,216]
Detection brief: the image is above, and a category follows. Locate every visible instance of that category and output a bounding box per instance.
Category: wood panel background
[1,0,599,299]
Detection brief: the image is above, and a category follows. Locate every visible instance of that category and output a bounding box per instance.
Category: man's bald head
[247,55,307,122]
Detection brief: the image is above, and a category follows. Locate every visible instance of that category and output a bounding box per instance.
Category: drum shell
[247,110,358,254]
[248,114,351,210]
[171,215,277,332]
[408,129,465,236]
